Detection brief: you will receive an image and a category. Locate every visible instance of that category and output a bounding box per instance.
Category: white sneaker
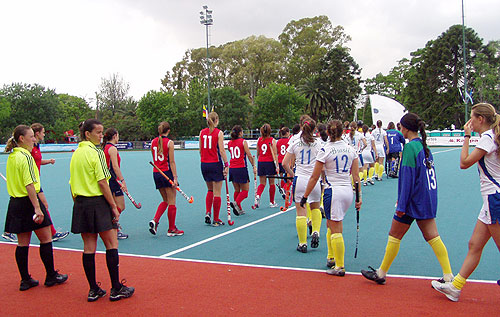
[368,179,375,185]
[253,195,260,208]
[431,281,460,302]
[363,181,367,186]
[269,202,278,208]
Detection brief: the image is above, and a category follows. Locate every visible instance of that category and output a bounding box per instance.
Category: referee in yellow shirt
[4,125,68,291]
[70,119,134,302]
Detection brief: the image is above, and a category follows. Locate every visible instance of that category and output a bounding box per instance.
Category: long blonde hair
[5,125,32,152]
[471,103,500,156]
[157,121,170,156]
[207,112,219,131]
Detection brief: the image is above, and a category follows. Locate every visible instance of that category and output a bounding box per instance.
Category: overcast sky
[0,0,498,104]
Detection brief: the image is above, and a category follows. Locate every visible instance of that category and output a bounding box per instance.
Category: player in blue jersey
[386,122,406,178]
[432,103,500,301]
[361,113,453,285]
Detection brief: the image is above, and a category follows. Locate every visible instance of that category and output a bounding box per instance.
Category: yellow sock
[359,172,364,181]
[350,175,354,187]
[369,167,375,180]
[379,236,401,274]
[320,192,324,209]
[378,164,384,178]
[428,236,453,276]
[331,233,345,268]
[306,204,312,222]
[326,228,333,259]
[311,208,322,234]
[374,162,379,175]
[296,216,307,245]
[363,169,368,182]
[452,273,466,290]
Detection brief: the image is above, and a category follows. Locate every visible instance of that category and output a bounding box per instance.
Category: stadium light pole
[200,5,213,112]
[462,0,469,122]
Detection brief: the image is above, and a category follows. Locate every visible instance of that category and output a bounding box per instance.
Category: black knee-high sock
[82,253,98,290]
[106,249,121,289]
[15,246,30,280]
[39,242,56,277]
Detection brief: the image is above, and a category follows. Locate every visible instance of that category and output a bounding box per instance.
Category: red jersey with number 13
[151,136,170,172]
[228,138,246,168]
[257,137,275,162]
[200,128,221,163]
[276,137,289,163]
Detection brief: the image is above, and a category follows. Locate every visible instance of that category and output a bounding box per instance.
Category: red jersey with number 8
[257,137,275,162]
[200,128,221,163]
[151,136,170,172]
[228,138,246,168]
[276,138,289,163]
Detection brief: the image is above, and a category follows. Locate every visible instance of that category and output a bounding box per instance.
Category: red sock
[213,197,221,221]
[154,202,168,223]
[236,190,248,209]
[167,205,177,230]
[256,184,265,196]
[280,179,285,188]
[269,185,276,203]
[45,209,57,236]
[206,191,214,214]
[233,191,240,202]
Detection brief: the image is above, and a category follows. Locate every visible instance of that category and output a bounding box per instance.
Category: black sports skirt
[71,196,118,234]
[4,196,52,234]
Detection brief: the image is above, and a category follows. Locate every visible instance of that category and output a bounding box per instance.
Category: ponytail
[300,119,316,145]
[231,125,242,140]
[260,123,271,138]
[207,112,219,131]
[418,120,432,169]
[102,128,118,148]
[5,125,31,152]
[327,120,343,142]
[471,103,500,156]
[157,121,170,157]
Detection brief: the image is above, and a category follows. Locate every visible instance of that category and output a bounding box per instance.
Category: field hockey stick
[266,175,294,180]
[280,181,292,211]
[252,155,258,209]
[224,177,235,226]
[354,181,360,258]
[0,172,6,182]
[116,179,142,209]
[149,161,194,203]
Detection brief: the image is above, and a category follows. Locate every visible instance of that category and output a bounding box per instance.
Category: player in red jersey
[102,128,128,240]
[227,125,256,216]
[254,123,279,209]
[199,112,229,226]
[276,127,290,197]
[148,122,183,236]
[30,123,69,242]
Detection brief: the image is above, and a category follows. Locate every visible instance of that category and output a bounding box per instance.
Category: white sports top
[287,136,322,177]
[476,129,500,195]
[343,131,365,153]
[363,133,374,153]
[317,140,357,186]
[372,128,387,145]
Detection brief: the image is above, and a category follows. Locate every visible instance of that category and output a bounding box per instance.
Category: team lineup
[3,103,500,303]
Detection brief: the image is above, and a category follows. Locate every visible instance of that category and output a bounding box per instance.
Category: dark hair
[31,123,44,134]
[157,121,171,156]
[102,128,118,146]
[79,119,102,141]
[327,120,343,142]
[279,126,290,137]
[362,124,369,135]
[376,120,383,128]
[349,121,357,139]
[357,120,363,128]
[292,124,300,135]
[317,123,328,142]
[231,125,243,140]
[300,115,312,127]
[260,123,271,138]
[301,119,316,145]
[5,125,32,152]
[397,122,402,131]
[400,113,432,169]
[388,122,395,130]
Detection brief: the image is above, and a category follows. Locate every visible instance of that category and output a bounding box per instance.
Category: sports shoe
[149,220,158,235]
[368,179,375,185]
[117,224,128,240]
[20,276,39,291]
[212,220,225,227]
[377,177,382,181]
[361,266,386,285]
[205,213,212,224]
[2,232,17,242]
[326,258,336,268]
[431,275,453,288]
[269,202,278,208]
[277,184,284,198]
[296,243,307,253]
[307,221,312,236]
[431,280,460,302]
[230,201,241,216]
[110,281,135,301]
[363,181,367,186]
[238,209,246,215]
[326,267,345,276]
[253,195,261,209]
[167,227,184,236]
[44,270,68,287]
[52,230,69,242]
[88,283,106,302]
[311,231,319,248]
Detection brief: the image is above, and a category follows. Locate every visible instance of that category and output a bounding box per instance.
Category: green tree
[297,76,331,122]
[364,58,410,104]
[472,41,500,108]
[210,87,251,131]
[52,94,93,142]
[95,73,134,117]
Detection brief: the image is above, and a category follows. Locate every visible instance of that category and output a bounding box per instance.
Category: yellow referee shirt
[6,147,40,197]
[69,141,111,197]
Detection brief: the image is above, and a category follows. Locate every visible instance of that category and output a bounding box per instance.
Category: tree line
[1,16,498,143]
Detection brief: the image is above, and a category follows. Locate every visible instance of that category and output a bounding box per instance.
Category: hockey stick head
[188,196,194,204]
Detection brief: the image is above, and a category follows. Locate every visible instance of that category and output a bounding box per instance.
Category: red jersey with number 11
[200,128,221,163]
[257,137,275,162]
[151,136,170,172]
[228,138,246,168]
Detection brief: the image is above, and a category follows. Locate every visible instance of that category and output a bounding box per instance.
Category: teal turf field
[1,147,498,282]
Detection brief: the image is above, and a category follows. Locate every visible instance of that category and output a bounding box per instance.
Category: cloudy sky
[0,0,498,103]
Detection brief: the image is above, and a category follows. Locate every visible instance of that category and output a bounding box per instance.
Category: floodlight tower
[200,5,213,112]
[462,0,469,122]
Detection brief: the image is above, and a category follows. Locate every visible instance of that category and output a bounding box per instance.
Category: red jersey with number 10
[151,136,170,172]
[276,137,289,163]
[228,138,246,168]
[200,128,222,163]
[257,137,275,162]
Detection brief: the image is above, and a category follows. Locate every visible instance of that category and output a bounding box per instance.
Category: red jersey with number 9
[276,137,289,163]
[257,137,275,162]
[228,138,246,168]
[200,128,222,163]
[151,136,170,172]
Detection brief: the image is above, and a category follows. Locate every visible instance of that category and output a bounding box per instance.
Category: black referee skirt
[71,195,118,234]
[4,196,52,234]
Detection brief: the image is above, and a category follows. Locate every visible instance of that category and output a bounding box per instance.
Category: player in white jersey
[433,103,500,302]
[282,118,323,254]
[371,120,389,180]
[343,122,367,187]
[361,124,378,185]
[303,120,362,276]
